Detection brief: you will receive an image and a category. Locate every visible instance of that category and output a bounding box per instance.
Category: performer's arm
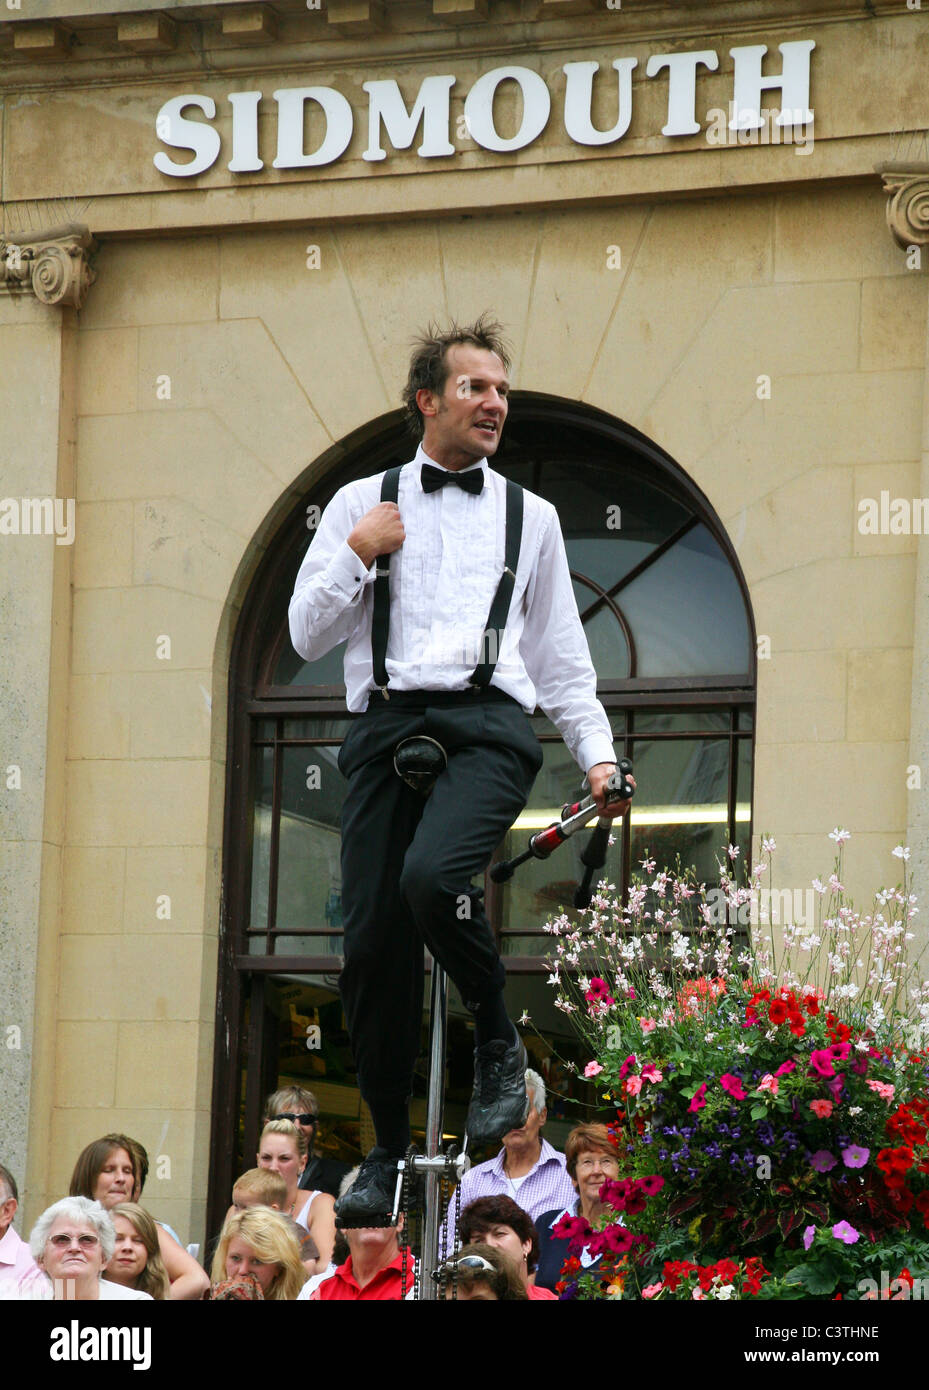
[521,506,618,779]
[288,485,405,662]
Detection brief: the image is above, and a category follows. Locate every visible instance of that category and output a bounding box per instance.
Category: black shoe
[465,1033,529,1148]
[334,1147,401,1229]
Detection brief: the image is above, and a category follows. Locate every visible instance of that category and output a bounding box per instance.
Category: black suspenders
[370,466,524,697]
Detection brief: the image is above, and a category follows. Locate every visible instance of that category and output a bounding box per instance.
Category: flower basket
[541,834,929,1300]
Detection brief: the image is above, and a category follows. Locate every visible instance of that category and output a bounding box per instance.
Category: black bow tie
[421,463,484,496]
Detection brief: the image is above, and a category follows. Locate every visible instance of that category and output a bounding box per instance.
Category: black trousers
[337,689,543,1112]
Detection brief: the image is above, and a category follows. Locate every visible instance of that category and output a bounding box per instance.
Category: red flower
[803,994,820,1016]
[638,1174,664,1196]
[768,1000,788,1026]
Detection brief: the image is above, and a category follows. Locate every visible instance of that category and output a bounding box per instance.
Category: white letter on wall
[362,75,456,161]
[273,87,354,168]
[729,41,815,130]
[645,50,719,136]
[153,96,221,177]
[228,91,263,172]
[562,59,638,145]
[464,67,551,153]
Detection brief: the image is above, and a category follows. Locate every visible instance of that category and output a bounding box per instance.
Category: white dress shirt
[288,443,616,775]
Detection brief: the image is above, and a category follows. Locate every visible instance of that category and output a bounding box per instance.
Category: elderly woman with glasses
[27,1197,153,1301]
[532,1122,621,1293]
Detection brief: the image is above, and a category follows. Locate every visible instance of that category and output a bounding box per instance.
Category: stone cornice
[0,224,97,309]
[879,166,929,251]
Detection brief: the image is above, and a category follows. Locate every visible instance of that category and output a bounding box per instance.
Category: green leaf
[783,1259,841,1296]
[750,1104,768,1121]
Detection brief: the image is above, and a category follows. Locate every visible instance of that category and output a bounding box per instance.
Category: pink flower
[809,1099,834,1119]
[641,1063,663,1084]
[810,1150,837,1173]
[757,1074,779,1097]
[619,1054,638,1079]
[642,1283,663,1299]
[829,1042,851,1062]
[841,1145,869,1168]
[688,1083,708,1113]
[810,1050,836,1077]
[625,1075,643,1096]
[639,1018,657,1034]
[866,1080,895,1102]
[775,1059,796,1077]
[583,1061,604,1078]
[802,1225,816,1250]
[720,1073,746,1100]
[831,1221,859,1245]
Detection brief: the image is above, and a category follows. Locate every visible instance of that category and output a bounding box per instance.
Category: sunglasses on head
[277,1112,317,1126]
[431,1254,495,1285]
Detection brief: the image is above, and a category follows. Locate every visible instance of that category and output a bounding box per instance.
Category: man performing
[288,314,633,1228]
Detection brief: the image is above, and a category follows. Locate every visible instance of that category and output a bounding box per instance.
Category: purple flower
[841,1145,869,1169]
[802,1225,816,1250]
[831,1221,859,1245]
[809,1149,837,1173]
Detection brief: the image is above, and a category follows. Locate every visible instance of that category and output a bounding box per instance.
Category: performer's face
[418,344,509,466]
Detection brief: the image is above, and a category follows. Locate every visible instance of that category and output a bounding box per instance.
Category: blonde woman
[104,1203,171,1300]
[257,1120,335,1275]
[210,1207,307,1301]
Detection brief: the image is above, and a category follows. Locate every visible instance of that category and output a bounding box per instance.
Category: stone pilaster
[0,223,91,1218]
[879,168,929,922]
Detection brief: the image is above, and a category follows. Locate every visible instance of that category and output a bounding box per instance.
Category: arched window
[207,399,755,1233]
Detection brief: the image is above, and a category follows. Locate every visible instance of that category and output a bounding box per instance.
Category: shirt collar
[491,1136,558,1176]
[415,443,488,478]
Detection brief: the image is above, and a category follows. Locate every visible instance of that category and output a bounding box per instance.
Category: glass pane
[621,524,751,677]
[735,734,753,866]
[274,933,344,956]
[627,736,731,884]
[497,743,620,938]
[633,710,730,733]
[281,718,352,741]
[273,639,347,689]
[254,719,277,740]
[583,607,631,680]
[276,745,347,941]
[249,746,274,931]
[547,457,692,590]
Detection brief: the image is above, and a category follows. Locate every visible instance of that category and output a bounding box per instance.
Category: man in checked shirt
[288,314,633,1229]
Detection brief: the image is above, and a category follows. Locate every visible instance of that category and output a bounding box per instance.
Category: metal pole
[418,955,448,1301]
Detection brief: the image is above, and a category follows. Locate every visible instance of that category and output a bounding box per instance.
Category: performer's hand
[348,502,406,568]
[587,762,635,819]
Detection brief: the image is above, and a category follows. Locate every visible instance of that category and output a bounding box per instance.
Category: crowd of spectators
[0,1077,617,1303]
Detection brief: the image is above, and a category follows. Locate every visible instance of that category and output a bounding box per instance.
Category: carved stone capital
[0,222,97,309]
[879,167,929,250]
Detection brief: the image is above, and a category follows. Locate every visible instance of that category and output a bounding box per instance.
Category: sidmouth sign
[153,40,815,178]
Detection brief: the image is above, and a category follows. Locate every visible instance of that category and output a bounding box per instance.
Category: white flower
[892,845,911,861]
[716,1284,735,1300]
[518,1011,531,1026]
[829,827,851,845]
[849,1106,862,1117]
[761,836,777,853]
[727,844,740,861]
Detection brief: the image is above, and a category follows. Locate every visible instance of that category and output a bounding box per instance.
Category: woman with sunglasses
[28,1197,153,1301]
[257,1119,335,1275]
[435,1243,528,1301]
[264,1085,350,1197]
